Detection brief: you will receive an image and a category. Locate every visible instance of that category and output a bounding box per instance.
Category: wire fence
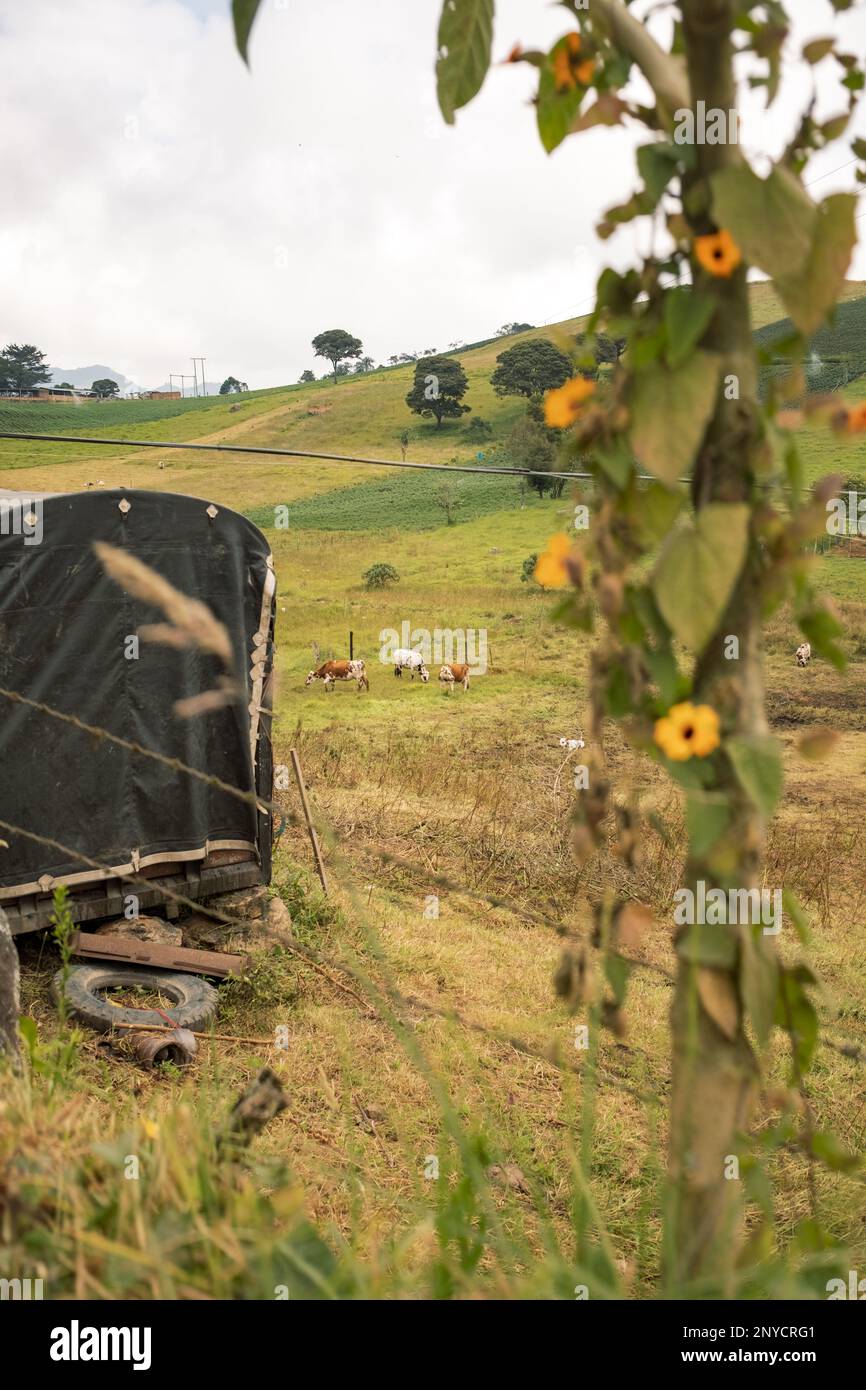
[1,680,864,1092]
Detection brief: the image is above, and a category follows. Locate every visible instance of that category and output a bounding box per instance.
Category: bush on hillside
[362,562,400,590]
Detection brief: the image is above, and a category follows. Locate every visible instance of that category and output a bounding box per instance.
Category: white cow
[795,642,811,667]
[392,648,430,682]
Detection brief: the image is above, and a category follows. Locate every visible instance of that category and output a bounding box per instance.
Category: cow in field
[392,648,429,682]
[305,658,369,692]
[438,662,470,693]
[795,642,811,667]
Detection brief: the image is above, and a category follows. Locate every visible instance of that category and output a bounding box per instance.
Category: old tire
[53,964,219,1034]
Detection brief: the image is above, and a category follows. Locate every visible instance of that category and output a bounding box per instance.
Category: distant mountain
[50,364,140,394]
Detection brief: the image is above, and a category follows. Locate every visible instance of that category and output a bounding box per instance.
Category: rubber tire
[53,964,219,1034]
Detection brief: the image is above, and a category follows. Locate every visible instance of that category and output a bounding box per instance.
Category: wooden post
[290,748,329,895]
[349,629,354,660]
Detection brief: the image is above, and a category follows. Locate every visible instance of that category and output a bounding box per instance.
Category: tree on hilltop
[491,339,573,399]
[312,329,363,383]
[405,354,470,429]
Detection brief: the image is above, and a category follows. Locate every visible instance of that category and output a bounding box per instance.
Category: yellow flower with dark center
[694,229,742,278]
[552,32,594,91]
[534,533,572,588]
[544,375,595,429]
[654,701,720,761]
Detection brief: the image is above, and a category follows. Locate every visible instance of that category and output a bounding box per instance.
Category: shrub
[362,562,400,590]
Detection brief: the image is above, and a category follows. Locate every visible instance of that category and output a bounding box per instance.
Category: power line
[0,431,597,482]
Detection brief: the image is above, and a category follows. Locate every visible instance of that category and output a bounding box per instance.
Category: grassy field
[3,286,866,1299]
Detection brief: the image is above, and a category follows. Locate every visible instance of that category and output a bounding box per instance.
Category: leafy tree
[595,333,627,364]
[91,378,119,398]
[362,562,399,590]
[520,553,539,583]
[219,376,247,394]
[491,339,573,399]
[312,329,363,383]
[298,369,316,383]
[433,479,461,525]
[506,416,559,497]
[405,354,470,429]
[352,356,376,373]
[0,343,51,394]
[496,321,535,336]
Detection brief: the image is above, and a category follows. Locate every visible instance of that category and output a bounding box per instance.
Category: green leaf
[628,482,685,548]
[436,0,494,126]
[727,734,783,820]
[798,603,846,671]
[802,37,835,64]
[664,289,715,369]
[782,889,812,946]
[676,924,738,969]
[712,166,857,335]
[740,929,779,1048]
[645,647,683,707]
[636,141,681,204]
[232,0,262,65]
[686,792,731,857]
[777,192,858,336]
[652,502,750,652]
[775,970,819,1074]
[595,437,632,489]
[629,351,720,485]
[605,954,631,1007]
[711,164,816,281]
[808,1131,861,1173]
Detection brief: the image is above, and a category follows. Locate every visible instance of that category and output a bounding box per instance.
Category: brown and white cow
[305,658,369,692]
[438,662,470,693]
[795,642,811,667]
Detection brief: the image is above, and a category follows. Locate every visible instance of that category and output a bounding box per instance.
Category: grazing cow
[392,648,429,682]
[305,658,369,692]
[438,662,470,694]
[795,642,811,667]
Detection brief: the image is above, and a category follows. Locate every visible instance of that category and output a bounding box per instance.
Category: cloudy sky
[1,0,865,390]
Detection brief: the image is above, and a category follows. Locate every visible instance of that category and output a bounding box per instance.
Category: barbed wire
[0,814,663,1106]
[2,680,863,1069]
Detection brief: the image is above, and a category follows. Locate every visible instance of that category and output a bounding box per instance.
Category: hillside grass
[3,282,866,1299]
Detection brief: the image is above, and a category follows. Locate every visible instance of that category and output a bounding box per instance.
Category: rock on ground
[94,916,183,946]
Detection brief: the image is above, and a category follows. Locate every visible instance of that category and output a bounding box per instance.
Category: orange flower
[694,229,742,278]
[654,702,721,762]
[544,375,595,428]
[552,33,594,91]
[836,401,866,433]
[534,533,572,588]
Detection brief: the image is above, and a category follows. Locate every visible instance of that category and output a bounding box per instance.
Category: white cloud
[0,0,863,389]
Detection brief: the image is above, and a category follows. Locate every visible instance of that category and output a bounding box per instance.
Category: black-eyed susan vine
[234,0,866,1287]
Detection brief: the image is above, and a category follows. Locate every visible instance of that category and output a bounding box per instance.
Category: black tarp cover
[0,489,275,899]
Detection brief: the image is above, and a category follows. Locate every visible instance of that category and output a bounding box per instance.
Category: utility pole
[171,372,195,398]
[192,356,206,398]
